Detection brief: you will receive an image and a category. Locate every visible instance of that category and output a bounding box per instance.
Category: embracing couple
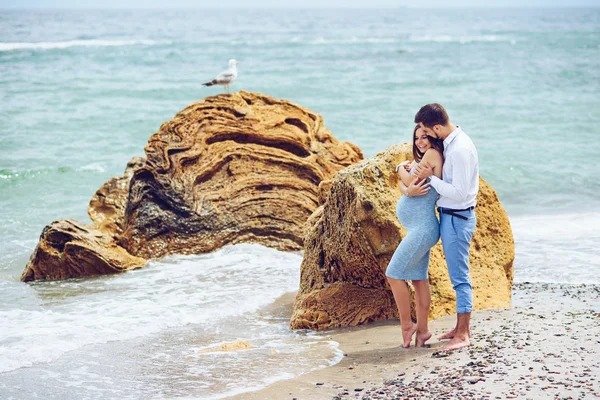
[386,103,479,352]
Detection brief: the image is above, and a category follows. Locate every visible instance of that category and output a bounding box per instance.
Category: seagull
[202,59,239,94]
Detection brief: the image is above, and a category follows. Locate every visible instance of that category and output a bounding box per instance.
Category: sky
[1,0,598,8]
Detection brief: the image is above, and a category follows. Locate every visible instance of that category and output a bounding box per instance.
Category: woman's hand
[395,160,410,173]
[397,161,414,186]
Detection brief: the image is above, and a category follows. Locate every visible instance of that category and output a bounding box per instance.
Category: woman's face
[414,128,432,154]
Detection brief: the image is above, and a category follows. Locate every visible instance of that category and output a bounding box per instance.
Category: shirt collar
[443,125,461,148]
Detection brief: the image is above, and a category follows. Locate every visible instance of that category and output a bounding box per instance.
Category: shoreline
[229,282,600,400]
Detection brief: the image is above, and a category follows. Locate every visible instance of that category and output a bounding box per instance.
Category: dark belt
[438,206,474,221]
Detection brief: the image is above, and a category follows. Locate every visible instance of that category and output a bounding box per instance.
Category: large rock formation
[290,144,514,330]
[119,91,363,258]
[22,92,363,281]
[21,219,146,282]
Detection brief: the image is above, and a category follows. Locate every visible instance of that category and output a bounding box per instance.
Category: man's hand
[414,162,433,180]
[407,177,430,197]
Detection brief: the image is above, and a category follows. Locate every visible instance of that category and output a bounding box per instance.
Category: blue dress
[386,166,440,281]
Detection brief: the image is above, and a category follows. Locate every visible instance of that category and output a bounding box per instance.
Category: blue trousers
[439,207,476,314]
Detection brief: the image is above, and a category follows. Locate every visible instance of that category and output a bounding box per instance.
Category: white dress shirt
[429,126,479,209]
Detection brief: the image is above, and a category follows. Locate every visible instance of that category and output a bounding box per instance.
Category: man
[409,103,479,351]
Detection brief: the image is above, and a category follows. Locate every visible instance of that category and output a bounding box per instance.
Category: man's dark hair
[414,103,449,129]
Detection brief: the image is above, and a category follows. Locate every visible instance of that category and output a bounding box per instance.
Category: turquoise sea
[1,8,599,399]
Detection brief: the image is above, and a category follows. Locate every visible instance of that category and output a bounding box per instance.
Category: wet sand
[229,283,599,399]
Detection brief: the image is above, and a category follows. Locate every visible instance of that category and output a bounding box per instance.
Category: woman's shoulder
[423,148,443,160]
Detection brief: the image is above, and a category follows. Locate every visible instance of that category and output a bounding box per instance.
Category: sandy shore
[229,283,599,399]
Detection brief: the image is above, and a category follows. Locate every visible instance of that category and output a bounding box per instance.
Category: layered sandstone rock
[88,156,145,236]
[290,143,514,330]
[22,92,362,282]
[119,91,363,258]
[21,219,146,282]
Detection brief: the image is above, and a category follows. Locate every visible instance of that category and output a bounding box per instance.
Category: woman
[386,125,444,348]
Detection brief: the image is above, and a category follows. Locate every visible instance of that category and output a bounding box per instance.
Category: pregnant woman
[386,125,444,348]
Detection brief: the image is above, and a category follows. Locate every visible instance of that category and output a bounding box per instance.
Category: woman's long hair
[412,125,444,162]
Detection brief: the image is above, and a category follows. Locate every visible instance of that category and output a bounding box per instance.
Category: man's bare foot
[441,336,470,351]
[415,331,432,347]
[438,328,456,340]
[438,328,472,340]
[401,324,417,348]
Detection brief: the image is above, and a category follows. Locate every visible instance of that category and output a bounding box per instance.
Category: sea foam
[0,39,170,52]
[0,243,303,373]
[512,211,600,284]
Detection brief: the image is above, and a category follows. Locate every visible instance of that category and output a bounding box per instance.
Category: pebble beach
[233,283,600,400]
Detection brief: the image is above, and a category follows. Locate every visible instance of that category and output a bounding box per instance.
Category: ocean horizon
[1,7,599,398]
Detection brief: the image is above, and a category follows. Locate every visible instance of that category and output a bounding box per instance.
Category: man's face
[418,122,440,139]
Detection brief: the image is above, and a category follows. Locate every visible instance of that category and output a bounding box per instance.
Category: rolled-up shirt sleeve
[429,149,476,203]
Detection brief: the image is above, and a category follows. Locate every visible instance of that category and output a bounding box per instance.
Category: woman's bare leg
[387,276,416,348]
[412,279,432,347]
